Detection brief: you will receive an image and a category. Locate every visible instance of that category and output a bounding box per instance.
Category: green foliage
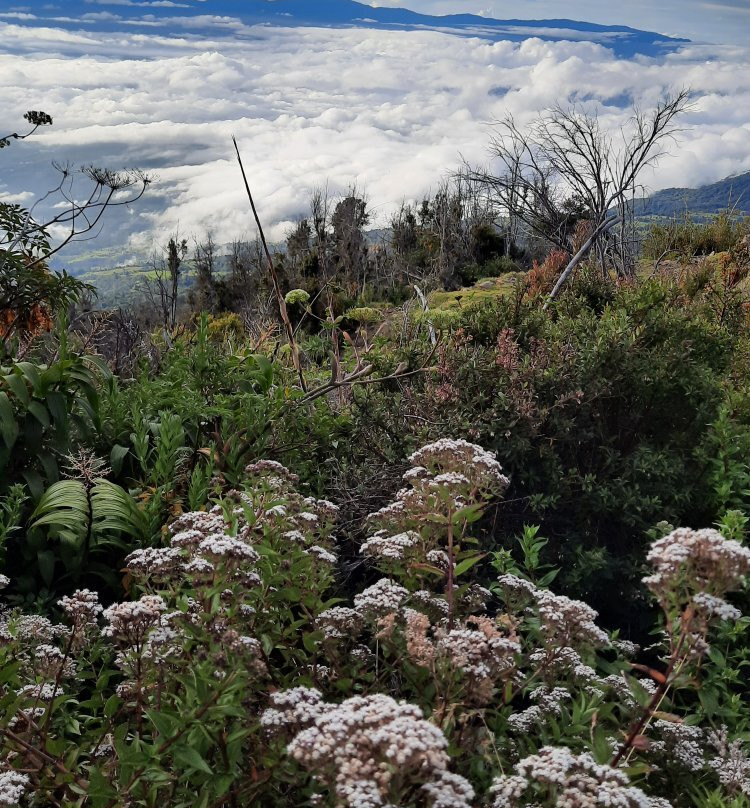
[0,353,109,498]
[642,211,750,261]
[347,272,748,630]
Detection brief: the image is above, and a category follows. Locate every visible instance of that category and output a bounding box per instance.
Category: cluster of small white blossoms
[691,592,741,622]
[57,588,103,650]
[353,578,409,619]
[535,590,609,649]
[0,574,9,590]
[490,746,672,808]
[0,771,30,808]
[102,595,166,646]
[407,439,510,494]
[644,527,750,610]
[360,529,420,560]
[649,720,705,772]
[362,439,509,569]
[435,618,519,703]
[316,607,363,640]
[707,726,750,796]
[35,643,76,680]
[124,508,264,591]
[9,683,59,731]
[58,589,103,626]
[497,572,609,653]
[262,690,474,808]
[507,686,572,734]
[240,460,340,559]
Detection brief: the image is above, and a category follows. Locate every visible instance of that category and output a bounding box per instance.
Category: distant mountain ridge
[2,0,689,58]
[637,172,750,217]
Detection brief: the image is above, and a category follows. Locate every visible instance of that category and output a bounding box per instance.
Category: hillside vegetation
[2,106,750,808]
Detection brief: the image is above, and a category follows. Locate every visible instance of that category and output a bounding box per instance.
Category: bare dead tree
[138,236,187,332]
[466,90,690,286]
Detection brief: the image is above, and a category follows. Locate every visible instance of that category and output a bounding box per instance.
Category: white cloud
[0,19,748,257]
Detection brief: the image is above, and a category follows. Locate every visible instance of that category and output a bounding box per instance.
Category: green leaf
[3,372,29,404]
[27,400,51,427]
[454,552,487,577]
[38,550,56,586]
[110,444,130,477]
[173,745,213,776]
[15,362,42,392]
[0,392,18,448]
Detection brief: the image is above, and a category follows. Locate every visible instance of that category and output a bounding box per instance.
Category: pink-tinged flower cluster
[263,691,474,808]
[404,612,520,704]
[490,746,671,808]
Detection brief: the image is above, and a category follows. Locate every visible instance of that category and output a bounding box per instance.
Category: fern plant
[23,463,148,595]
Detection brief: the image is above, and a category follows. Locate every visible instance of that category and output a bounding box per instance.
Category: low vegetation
[2,104,750,808]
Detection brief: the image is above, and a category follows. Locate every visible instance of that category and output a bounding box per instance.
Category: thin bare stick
[232,136,306,391]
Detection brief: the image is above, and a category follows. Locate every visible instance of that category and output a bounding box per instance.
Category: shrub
[1,440,749,807]
[642,212,750,261]
[345,273,746,631]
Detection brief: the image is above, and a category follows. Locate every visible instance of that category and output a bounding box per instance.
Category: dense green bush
[344,271,750,631]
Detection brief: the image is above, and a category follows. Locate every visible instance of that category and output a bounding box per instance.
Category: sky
[0,0,749,267]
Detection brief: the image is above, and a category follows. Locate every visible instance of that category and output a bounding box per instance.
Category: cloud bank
[0,7,749,267]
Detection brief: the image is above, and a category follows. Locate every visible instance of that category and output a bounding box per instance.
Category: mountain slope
[638,172,750,217]
[4,0,689,58]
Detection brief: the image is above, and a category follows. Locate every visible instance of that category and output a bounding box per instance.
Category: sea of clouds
[1,11,749,264]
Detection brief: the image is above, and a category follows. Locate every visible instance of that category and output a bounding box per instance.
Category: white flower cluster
[317,607,363,640]
[365,439,508,543]
[11,614,68,643]
[650,720,705,772]
[244,459,300,489]
[691,592,741,622]
[198,534,260,563]
[353,578,409,618]
[535,590,609,649]
[260,686,326,731]
[707,726,750,796]
[0,771,30,807]
[58,589,103,629]
[407,438,510,493]
[0,574,9,590]
[102,595,166,645]
[35,643,76,679]
[124,547,183,576]
[644,527,750,605]
[360,530,420,560]
[306,545,337,565]
[490,746,671,808]
[497,573,539,600]
[436,623,520,702]
[267,691,474,808]
[507,687,571,734]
